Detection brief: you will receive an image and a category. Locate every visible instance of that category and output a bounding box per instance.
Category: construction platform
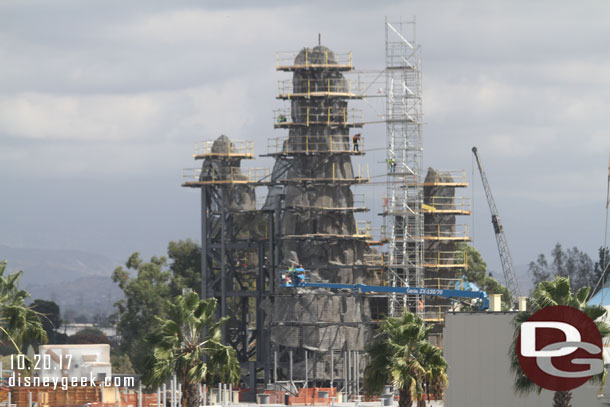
[423,224,471,242]
[281,233,370,241]
[272,164,370,186]
[389,224,471,242]
[276,177,369,186]
[277,78,364,99]
[285,194,368,213]
[181,167,270,187]
[282,221,372,241]
[423,170,469,187]
[193,140,254,160]
[388,170,469,187]
[264,135,365,157]
[422,196,471,215]
[274,108,364,129]
[286,205,368,213]
[423,251,468,268]
[383,200,470,216]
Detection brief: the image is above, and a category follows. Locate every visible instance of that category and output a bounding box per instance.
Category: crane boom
[472,147,522,301]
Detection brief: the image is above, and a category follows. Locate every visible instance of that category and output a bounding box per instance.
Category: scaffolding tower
[422,169,471,343]
[383,19,424,317]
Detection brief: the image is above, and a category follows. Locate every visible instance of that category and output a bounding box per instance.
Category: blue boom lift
[279,269,490,311]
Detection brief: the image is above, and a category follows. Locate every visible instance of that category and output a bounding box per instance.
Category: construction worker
[352,133,361,152]
[295,264,306,286]
[387,158,397,173]
[418,299,424,312]
[277,113,287,123]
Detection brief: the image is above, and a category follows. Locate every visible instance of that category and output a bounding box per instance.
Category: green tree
[363,311,448,407]
[458,243,512,309]
[111,352,135,374]
[31,299,67,344]
[591,247,610,297]
[510,276,610,407]
[68,327,110,344]
[112,240,204,373]
[112,252,171,373]
[143,292,239,407]
[167,240,201,296]
[0,261,47,354]
[529,243,597,292]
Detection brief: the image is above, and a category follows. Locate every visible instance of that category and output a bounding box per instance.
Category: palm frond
[363,310,447,404]
[143,293,240,391]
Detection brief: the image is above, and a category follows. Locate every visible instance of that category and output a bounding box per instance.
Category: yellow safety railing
[193,140,254,158]
[424,196,471,213]
[182,167,270,184]
[422,305,453,323]
[266,135,364,155]
[356,221,372,238]
[276,50,353,70]
[424,170,468,186]
[277,78,365,98]
[423,224,471,240]
[273,107,364,127]
[423,277,469,290]
[423,251,468,268]
[330,163,369,182]
[234,167,270,182]
[363,252,384,266]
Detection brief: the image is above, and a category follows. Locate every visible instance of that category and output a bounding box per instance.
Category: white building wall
[38,344,111,380]
[443,312,605,407]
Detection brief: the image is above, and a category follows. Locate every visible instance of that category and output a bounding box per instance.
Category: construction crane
[472,147,522,302]
[280,270,490,310]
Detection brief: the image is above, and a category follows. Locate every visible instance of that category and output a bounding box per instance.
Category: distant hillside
[0,245,123,319]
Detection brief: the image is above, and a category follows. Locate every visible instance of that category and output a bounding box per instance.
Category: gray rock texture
[268,46,376,357]
[423,168,464,322]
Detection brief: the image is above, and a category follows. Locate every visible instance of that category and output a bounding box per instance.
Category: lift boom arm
[471,147,522,301]
[281,272,489,311]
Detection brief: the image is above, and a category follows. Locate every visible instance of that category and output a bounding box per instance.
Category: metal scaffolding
[383,19,424,317]
[179,20,475,391]
[181,139,275,390]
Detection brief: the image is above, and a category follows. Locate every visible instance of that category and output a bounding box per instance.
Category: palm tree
[363,311,448,407]
[143,292,240,407]
[510,276,610,407]
[418,342,448,406]
[0,261,47,353]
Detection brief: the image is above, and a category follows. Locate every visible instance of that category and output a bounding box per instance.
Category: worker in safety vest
[286,265,296,286]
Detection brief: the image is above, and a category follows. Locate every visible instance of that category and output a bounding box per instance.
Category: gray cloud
[1,0,609,279]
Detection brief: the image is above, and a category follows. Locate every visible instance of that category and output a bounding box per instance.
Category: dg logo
[517,305,604,391]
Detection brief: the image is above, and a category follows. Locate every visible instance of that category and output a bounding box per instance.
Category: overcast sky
[1,0,609,284]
